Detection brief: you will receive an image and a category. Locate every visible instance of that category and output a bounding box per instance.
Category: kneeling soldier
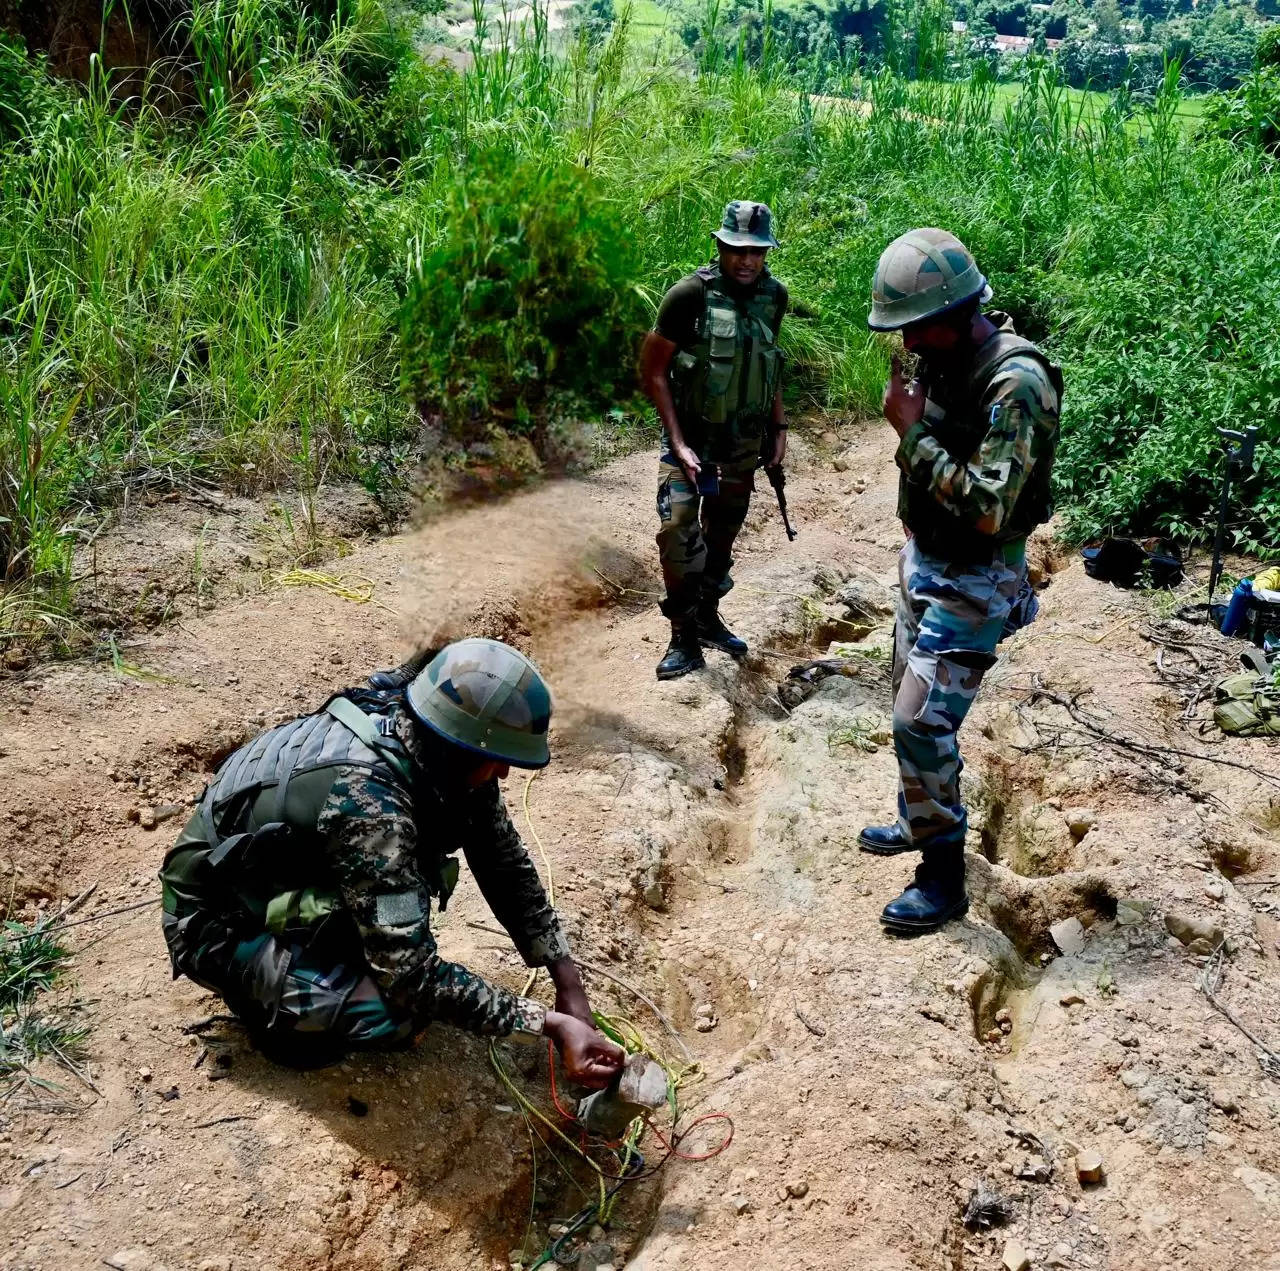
[639,200,790,679]
[160,639,623,1085]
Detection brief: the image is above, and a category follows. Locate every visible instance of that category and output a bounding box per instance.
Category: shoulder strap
[324,697,413,783]
[968,332,1064,404]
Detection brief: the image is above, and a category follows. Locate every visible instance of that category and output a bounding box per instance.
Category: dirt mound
[2,427,1279,1271]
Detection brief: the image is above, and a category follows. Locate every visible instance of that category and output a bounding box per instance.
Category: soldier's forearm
[647,377,685,447]
[390,950,537,1037]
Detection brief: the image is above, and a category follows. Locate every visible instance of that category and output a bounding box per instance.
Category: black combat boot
[656,624,705,680]
[857,823,917,856]
[880,849,968,933]
[696,596,748,658]
[368,648,435,692]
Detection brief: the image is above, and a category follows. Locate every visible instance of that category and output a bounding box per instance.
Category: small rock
[1074,1148,1105,1185]
[785,1179,809,1199]
[139,807,158,831]
[1115,900,1147,927]
[1016,1159,1052,1183]
[137,1066,153,1083]
[1049,916,1086,956]
[1002,1237,1031,1271]
[726,1194,751,1215]
[1065,808,1097,839]
[833,455,850,472]
[1204,880,1225,901]
[1059,993,1085,1007]
[995,1007,1012,1026]
[695,1016,718,1033]
[152,802,186,827]
[1164,912,1223,948]
[1212,1089,1239,1115]
[587,1226,606,1242]
[197,1260,232,1271]
[104,1252,154,1271]
[986,1027,1003,1043]
[1046,1242,1073,1267]
[1185,937,1216,957]
[694,1002,715,1019]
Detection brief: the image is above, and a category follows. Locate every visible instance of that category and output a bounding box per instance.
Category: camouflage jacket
[896,312,1061,561]
[314,704,569,1037]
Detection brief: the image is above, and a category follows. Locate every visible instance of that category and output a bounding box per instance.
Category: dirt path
[2,424,1278,1271]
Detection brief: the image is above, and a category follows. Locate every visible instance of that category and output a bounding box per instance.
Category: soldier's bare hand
[672,443,702,486]
[883,355,925,436]
[546,1012,624,1088]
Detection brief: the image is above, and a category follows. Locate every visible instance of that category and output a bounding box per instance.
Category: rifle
[762,461,797,541]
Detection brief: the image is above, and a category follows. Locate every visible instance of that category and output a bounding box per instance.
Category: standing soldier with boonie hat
[639,200,790,680]
[160,639,623,1086]
[858,228,1063,933]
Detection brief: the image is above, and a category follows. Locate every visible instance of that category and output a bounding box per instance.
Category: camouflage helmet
[867,228,992,331]
[713,200,779,249]
[407,639,552,769]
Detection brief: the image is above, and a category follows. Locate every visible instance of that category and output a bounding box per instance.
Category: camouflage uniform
[892,316,1061,854]
[654,260,787,619]
[160,693,566,1056]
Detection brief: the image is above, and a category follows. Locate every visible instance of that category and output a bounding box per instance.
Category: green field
[0,1,1276,643]
[988,78,1211,127]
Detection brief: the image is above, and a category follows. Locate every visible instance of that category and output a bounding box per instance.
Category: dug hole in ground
[1,420,1278,1271]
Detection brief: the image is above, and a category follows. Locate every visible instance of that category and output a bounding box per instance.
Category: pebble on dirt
[1164,912,1224,947]
[1001,1237,1031,1271]
[1065,807,1097,839]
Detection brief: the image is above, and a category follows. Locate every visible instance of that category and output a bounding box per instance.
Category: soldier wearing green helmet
[159,639,623,1086]
[859,228,1063,933]
[640,199,790,680]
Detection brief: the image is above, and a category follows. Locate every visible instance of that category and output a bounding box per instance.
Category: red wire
[546,1040,580,1124]
[644,1111,735,1161]
[544,1043,735,1162]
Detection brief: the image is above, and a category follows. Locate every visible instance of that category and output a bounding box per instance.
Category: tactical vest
[1214,670,1280,736]
[668,264,785,464]
[902,327,1063,563]
[160,692,459,981]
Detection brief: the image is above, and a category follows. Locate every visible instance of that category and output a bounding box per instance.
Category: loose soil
[1,421,1278,1271]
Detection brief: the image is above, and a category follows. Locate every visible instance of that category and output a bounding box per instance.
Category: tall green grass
[0,2,1276,646]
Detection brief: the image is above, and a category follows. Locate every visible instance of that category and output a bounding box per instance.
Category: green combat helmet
[867,228,992,331]
[407,638,552,768]
[713,200,779,249]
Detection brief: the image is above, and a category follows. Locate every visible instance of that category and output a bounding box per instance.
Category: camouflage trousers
[219,928,414,1059]
[892,537,1034,854]
[655,456,755,618]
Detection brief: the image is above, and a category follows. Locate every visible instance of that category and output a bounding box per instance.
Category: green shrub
[1198,66,1280,151]
[400,155,646,434]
